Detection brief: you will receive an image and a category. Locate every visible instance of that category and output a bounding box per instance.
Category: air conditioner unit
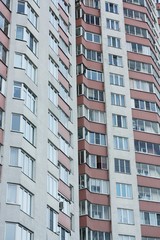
[59,202,64,211]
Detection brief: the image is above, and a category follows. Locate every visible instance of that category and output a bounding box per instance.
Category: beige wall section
[100,0,141,239]
[0,0,79,240]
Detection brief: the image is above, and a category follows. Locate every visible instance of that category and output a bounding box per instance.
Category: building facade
[1,0,160,240]
[76,0,160,240]
[0,0,79,240]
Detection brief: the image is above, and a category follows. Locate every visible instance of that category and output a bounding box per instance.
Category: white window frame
[116,183,132,198]
[10,147,34,179]
[48,141,58,166]
[7,183,32,215]
[118,208,134,224]
[48,111,58,135]
[47,173,58,199]
[114,136,129,151]
[47,206,57,232]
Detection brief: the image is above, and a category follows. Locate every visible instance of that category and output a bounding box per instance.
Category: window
[17,1,25,14]
[91,203,110,220]
[90,177,108,194]
[49,56,58,80]
[112,114,127,128]
[77,84,104,102]
[48,141,57,165]
[110,73,124,86]
[76,44,102,62]
[5,223,33,240]
[133,118,159,134]
[114,136,129,150]
[141,211,160,226]
[59,59,69,77]
[79,174,109,194]
[109,54,123,67]
[59,136,69,156]
[111,93,125,106]
[11,113,35,145]
[23,118,35,145]
[138,186,160,201]
[135,140,160,156]
[106,19,119,30]
[59,108,69,128]
[123,0,145,6]
[118,208,134,224]
[105,2,118,13]
[132,99,158,113]
[0,75,6,95]
[59,84,69,103]
[47,206,57,232]
[59,227,70,240]
[7,184,32,215]
[48,111,58,135]
[59,37,69,55]
[124,8,145,21]
[16,25,24,40]
[49,32,58,54]
[50,8,58,30]
[48,82,58,106]
[2,0,10,8]
[47,173,58,198]
[79,150,108,169]
[85,69,103,82]
[127,42,150,55]
[125,24,147,38]
[80,228,110,240]
[59,164,69,185]
[77,64,103,81]
[137,163,160,179]
[108,36,120,48]
[14,53,37,82]
[28,4,38,28]
[26,30,37,55]
[11,114,21,131]
[84,13,100,25]
[115,158,130,174]
[83,0,100,8]
[128,60,152,74]
[77,105,105,123]
[0,43,7,64]
[59,16,68,33]
[0,13,9,35]
[80,200,110,220]
[13,82,36,113]
[79,128,106,146]
[116,183,132,198]
[130,79,154,94]
[17,1,38,28]
[85,31,101,43]
[10,147,34,179]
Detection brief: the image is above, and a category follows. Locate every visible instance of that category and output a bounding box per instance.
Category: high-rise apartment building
[76,0,160,240]
[0,0,79,240]
[1,0,160,240]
